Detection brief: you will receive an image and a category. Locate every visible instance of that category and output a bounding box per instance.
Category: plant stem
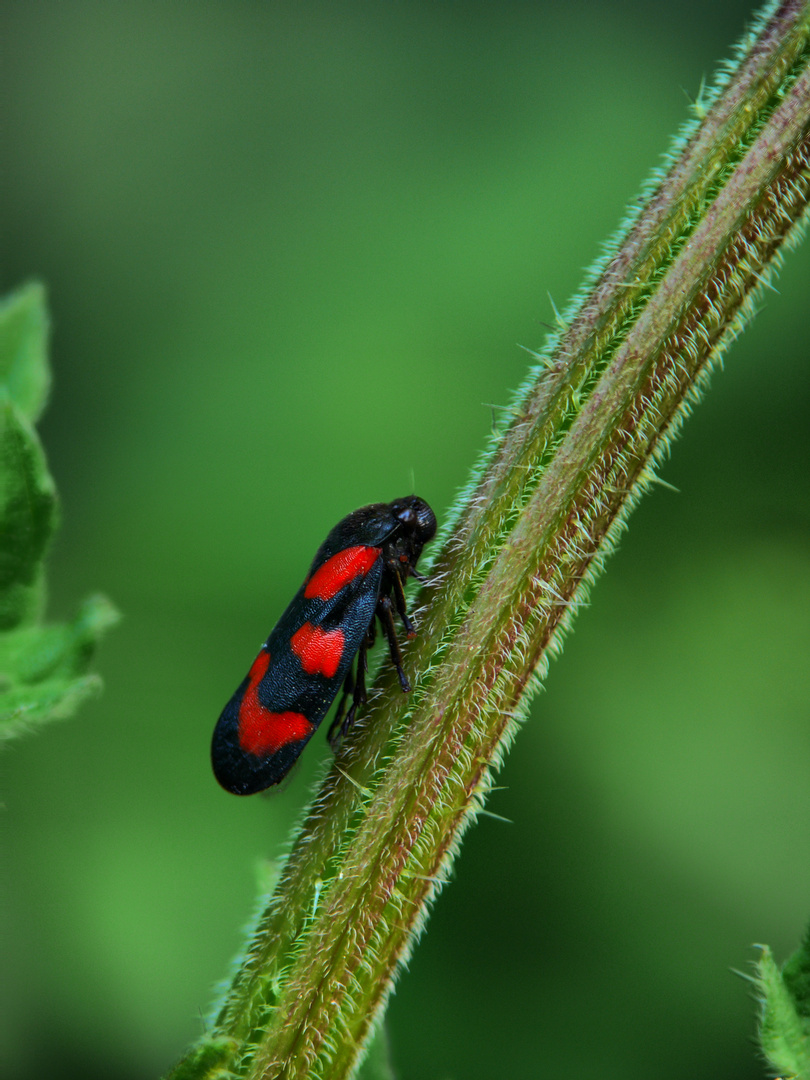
[167,3,810,1077]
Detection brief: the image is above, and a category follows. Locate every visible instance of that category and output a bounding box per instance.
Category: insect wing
[304,503,402,569]
[211,551,383,795]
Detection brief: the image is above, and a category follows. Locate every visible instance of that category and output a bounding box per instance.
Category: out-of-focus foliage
[3,4,808,1080]
[0,284,118,743]
[756,929,810,1080]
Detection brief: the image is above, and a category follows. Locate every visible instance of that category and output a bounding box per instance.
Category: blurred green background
[3,2,809,1079]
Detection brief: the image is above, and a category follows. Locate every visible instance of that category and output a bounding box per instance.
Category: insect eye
[396,507,418,529]
[415,503,437,541]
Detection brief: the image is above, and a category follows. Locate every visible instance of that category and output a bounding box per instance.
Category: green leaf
[783,928,810,1021]
[755,936,810,1080]
[0,391,57,630]
[0,281,118,743]
[0,283,56,631]
[161,1035,240,1080]
[0,594,120,742]
[0,282,50,422]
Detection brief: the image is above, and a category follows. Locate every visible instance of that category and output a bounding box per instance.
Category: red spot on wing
[291,622,345,678]
[237,649,313,756]
[304,545,381,600]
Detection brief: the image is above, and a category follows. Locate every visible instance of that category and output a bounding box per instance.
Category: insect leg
[328,665,355,744]
[350,639,369,715]
[328,635,370,745]
[390,571,417,638]
[377,594,411,693]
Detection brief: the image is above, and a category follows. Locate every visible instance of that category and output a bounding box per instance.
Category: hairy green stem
[168,3,810,1078]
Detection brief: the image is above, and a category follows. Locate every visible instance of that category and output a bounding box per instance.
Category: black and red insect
[211,496,437,795]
